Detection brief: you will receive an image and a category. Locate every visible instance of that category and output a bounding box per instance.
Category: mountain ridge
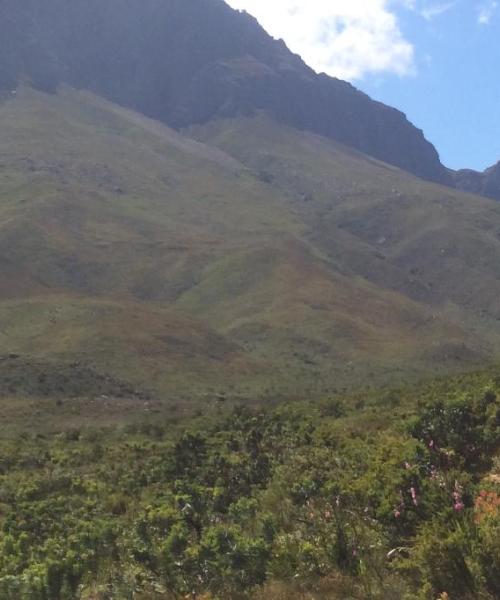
[2,2,500,401]
[0,0,452,185]
[453,161,500,201]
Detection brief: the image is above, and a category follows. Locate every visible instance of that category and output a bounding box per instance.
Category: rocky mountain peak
[0,0,451,184]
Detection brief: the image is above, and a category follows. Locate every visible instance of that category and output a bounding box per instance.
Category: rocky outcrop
[0,0,451,184]
[453,162,500,201]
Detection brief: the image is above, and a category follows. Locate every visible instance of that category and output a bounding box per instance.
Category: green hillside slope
[189,115,500,316]
[1,88,500,406]
[190,115,500,348]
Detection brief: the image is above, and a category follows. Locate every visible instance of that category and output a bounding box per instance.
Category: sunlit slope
[189,115,500,341]
[0,295,266,399]
[0,88,301,300]
[0,88,295,397]
[0,88,495,400]
[175,239,481,391]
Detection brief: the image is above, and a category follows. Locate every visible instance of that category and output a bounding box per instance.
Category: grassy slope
[1,88,500,410]
[188,114,500,317]
[0,88,297,400]
[189,116,500,359]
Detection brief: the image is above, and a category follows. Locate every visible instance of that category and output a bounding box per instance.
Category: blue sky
[226,1,500,171]
[362,2,500,170]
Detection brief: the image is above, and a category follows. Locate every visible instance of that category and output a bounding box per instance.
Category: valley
[0,1,499,598]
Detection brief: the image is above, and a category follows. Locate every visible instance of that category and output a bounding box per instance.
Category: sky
[225,0,500,171]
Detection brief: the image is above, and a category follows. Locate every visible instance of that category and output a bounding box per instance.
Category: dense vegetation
[0,372,498,599]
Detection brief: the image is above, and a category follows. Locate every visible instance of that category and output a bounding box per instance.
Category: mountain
[2,5,500,597]
[0,87,283,401]
[453,162,500,201]
[3,87,500,405]
[0,0,450,184]
[188,114,500,326]
[3,1,500,405]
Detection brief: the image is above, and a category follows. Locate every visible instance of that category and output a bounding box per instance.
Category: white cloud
[478,0,498,24]
[420,2,456,21]
[225,0,416,81]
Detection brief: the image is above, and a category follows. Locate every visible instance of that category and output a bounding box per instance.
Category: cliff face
[0,0,451,184]
[453,162,500,201]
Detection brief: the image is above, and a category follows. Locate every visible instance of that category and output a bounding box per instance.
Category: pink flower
[452,481,464,511]
[405,462,412,470]
[394,510,401,518]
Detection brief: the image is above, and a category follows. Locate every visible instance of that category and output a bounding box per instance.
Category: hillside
[454,161,500,201]
[0,0,450,184]
[190,115,500,324]
[1,3,500,598]
[0,86,294,402]
[2,88,500,408]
